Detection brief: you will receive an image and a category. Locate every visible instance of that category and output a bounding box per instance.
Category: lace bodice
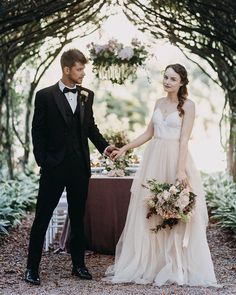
[153,108,182,140]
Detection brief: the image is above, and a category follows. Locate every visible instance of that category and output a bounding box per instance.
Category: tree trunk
[22,85,36,171]
[0,63,14,179]
[228,91,236,182]
[228,114,236,181]
[5,91,14,179]
[0,62,6,150]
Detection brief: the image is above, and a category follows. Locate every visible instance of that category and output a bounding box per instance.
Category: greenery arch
[0,0,235,180]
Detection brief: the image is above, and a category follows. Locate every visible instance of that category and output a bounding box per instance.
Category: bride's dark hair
[165,64,189,117]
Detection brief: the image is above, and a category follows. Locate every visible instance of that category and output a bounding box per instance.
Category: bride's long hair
[165,64,189,117]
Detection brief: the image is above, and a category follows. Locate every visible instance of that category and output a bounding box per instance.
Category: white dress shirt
[59,80,77,113]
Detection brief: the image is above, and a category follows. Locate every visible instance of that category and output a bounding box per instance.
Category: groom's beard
[68,74,83,85]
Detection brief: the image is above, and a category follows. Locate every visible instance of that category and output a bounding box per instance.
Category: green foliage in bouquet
[203,172,236,235]
[143,179,196,233]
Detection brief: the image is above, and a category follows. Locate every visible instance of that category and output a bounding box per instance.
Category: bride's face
[163,67,183,93]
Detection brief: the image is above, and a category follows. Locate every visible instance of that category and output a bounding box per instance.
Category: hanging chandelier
[87,38,148,84]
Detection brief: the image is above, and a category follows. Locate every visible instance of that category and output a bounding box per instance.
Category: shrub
[203,172,236,235]
[0,172,38,235]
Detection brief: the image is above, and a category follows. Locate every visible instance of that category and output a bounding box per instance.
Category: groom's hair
[60,49,87,69]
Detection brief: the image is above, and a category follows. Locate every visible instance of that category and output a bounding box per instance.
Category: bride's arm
[124,119,154,151]
[111,116,154,160]
[176,100,195,183]
[111,99,162,160]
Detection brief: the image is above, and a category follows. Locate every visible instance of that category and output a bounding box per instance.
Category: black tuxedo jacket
[31,82,108,175]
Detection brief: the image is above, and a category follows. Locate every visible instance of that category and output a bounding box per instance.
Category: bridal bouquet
[142,179,196,233]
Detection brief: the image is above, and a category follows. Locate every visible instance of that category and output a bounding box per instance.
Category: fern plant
[0,172,38,235]
[203,172,236,235]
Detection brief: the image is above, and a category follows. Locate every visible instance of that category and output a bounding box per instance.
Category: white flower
[108,169,125,177]
[157,193,164,204]
[107,39,120,52]
[81,90,89,98]
[169,185,177,194]
[162,190,171,201]
[182,187,190,194]
[118,46,134,60]
[176,191,190,210]
[95,45,107,54]
[156,207,163,216]
[80,90,89,104]
[108,39,119,47]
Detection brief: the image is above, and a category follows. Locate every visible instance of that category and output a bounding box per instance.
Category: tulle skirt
[105,138,217,286]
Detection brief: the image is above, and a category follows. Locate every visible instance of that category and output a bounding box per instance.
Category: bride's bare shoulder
[183,99,195,112]
[154,97,166,108]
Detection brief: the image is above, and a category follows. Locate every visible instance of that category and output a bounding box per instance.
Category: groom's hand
[104,145,119,160]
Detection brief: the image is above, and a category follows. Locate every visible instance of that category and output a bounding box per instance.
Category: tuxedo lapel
[52,83,69,126]
[77,86,86,125]
[78,95,85,125]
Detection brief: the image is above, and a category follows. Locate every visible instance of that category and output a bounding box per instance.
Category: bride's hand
[110,147,126,161]
[176,171,189,187]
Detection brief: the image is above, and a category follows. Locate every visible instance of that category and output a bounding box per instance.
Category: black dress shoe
[72,266,92,280]
[25,269,40,285]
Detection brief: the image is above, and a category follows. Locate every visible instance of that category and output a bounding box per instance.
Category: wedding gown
[105,108,217,286]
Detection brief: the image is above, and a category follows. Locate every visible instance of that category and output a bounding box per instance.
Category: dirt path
[0,214,235,295]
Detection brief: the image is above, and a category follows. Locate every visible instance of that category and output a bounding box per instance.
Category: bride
[105,64,217,286]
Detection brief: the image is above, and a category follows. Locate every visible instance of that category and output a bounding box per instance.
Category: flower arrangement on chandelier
[87,38,148,84]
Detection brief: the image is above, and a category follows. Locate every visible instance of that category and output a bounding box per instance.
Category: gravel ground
[0,214,235,295]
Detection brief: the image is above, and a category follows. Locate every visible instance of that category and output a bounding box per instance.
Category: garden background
[0,1,235,294]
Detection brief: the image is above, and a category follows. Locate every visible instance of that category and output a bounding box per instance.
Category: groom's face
[65,62,85,85]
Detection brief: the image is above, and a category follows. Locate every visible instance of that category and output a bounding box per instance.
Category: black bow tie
[63,87,77,94]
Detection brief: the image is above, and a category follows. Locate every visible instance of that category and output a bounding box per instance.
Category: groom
[25,49,117,285]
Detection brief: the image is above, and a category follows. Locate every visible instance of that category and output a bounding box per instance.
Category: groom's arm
[31,90,47,167]
[87,94,109,154]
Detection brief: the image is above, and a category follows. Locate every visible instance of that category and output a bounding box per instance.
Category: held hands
[104,145,120,160]
[110,147,126,161]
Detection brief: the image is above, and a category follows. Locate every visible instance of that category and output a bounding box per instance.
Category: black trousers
[27,152,89,270]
